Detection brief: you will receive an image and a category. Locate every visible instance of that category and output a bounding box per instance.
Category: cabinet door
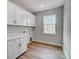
[15,6,23,25]
[32,15,36,26]
[7,40,15,59]
[8,45,15,59]
[7,1,16,25]
[28,13,36,26]
[21,11,29,26]
[7,39,20,59]
[19,38,27,54]
[14,39,20,58]
[25,12,31,26]
[30,14,33,26]
[28,13,34,26]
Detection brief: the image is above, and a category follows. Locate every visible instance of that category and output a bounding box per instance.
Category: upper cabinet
[7,1,36,27]
[7,1,16,25]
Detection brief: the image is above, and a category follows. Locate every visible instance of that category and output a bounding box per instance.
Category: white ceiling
[10,0,65,13]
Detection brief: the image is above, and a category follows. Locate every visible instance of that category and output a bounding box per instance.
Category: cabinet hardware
[14,20,16,24]
[19,43,21,47]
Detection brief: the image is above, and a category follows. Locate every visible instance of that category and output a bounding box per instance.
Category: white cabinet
[7,37,30,59]
[7,1,22,25]
[21,11,29,26]
[8,45,14,59]
[14,38,20,57]
[27,12,36,26]
[7,1,16,25]
[7,1,36,27]
[20,38,27,54]
[29,14,34,26]
[15,5,23,25]
[31,14,36,26]
[7,39,16,59]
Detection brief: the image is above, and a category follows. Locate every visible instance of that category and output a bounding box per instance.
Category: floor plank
[17,41,65,59]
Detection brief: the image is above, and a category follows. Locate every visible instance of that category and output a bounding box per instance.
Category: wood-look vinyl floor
[17,41,65,59]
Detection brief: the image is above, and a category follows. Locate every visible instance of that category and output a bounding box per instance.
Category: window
[43,15,56,34]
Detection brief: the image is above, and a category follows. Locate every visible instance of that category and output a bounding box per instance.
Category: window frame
[43,15,56,34]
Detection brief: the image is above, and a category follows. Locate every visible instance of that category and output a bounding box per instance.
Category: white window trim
[43,15,56,34]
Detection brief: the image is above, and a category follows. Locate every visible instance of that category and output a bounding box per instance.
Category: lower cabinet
[8,40,15,59]
[19,38,27,55]
[7,37,29,59]
[14,38,20,57]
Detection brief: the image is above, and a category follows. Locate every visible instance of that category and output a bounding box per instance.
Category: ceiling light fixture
[41,5,44,8]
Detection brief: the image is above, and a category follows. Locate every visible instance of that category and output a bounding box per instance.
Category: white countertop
[7,35,30,41]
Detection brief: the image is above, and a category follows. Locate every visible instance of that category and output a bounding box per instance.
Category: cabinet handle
[19,43,21,47]
[14,20,16,24]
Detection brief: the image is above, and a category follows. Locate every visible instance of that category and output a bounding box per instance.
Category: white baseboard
[33,40,62,47]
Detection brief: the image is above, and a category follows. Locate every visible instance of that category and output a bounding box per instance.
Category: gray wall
[33,7,63,45]
[63,0,71,59]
